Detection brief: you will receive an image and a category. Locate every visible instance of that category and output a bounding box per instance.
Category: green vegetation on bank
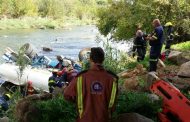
[0,17,95,30]
[0,0,107,29]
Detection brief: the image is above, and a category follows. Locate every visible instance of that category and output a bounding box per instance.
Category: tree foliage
[0,0,107,19]
[97,0,190,40]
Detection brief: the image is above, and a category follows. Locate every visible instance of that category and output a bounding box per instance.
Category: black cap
[90,47,105,64]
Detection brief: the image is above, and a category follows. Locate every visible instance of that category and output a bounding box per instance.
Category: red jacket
[64,65,118,122]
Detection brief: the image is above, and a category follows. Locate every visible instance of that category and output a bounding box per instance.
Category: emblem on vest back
[91,81,103,94]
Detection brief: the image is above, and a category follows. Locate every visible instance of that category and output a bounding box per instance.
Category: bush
[102,39,132,74]
[33,96,77,122]
[113,91,162,121]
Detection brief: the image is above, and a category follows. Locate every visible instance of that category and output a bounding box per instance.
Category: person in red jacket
[64,47,118,122]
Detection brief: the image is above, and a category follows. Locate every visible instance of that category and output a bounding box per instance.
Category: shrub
[33,96,77,122]
[113,91,162,121]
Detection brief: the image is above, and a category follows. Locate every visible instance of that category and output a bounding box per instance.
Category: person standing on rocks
[132,29,147,62]
[146,19,164,72]
[164,22,174,57]
[64,47,118,122]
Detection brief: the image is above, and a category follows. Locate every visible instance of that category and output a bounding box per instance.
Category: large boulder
[15,93,52,122]
[118,64,146,78]
[178,61,190,78]
[112,113,154,122]
[168,51,189,65]
[123,76,139,91]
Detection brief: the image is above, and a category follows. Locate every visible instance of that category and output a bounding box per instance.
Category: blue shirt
[149,25,164,46]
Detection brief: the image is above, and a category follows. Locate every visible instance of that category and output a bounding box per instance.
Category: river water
[0,25,100,61]
[0,25,132,62]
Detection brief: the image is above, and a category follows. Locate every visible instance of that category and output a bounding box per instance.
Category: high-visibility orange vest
[77,76,117,118]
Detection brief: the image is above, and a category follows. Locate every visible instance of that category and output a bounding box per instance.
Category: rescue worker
[132,30,147,62]
[26,81,35,96]
[146,19,164,72]
[0,93,11,111]
[48,71,60,93]
[164,22,174,57]
[64,47,118,122]
[57,64,78,84]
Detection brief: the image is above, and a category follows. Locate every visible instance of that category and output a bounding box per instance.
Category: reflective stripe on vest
[149,58,158,62]
[77,76,83,118]
[108,79,117,109]
[48,80,55,83]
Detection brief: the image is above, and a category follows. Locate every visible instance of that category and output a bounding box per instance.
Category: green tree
[97,0,190,41]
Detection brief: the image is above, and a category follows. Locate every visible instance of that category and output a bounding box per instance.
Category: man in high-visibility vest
[146,19,164,72]
[64,47,118,122]
[164,22,174,57]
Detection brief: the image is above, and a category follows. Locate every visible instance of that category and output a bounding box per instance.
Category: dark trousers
[149,45,162,72]
[137,47,146,62]
[165,39,172,57]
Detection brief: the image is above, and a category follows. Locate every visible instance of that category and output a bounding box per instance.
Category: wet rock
[168,51,189,65]
[42,47,53,52]
[112,113,154,122]
[178,61,190,78]
[15,93,52,122]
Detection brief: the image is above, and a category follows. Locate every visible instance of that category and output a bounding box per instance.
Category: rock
[168,51,189,65]
[42,47,53,52]
[123,76,139,90]
[0,117,9,122]
[112,113,154,122]
[119,64,146,78]
[146,72,160,89]
[178,61,190,78]
[15,93,52,122]
[147,94,160,101]
[167,76,190,90]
